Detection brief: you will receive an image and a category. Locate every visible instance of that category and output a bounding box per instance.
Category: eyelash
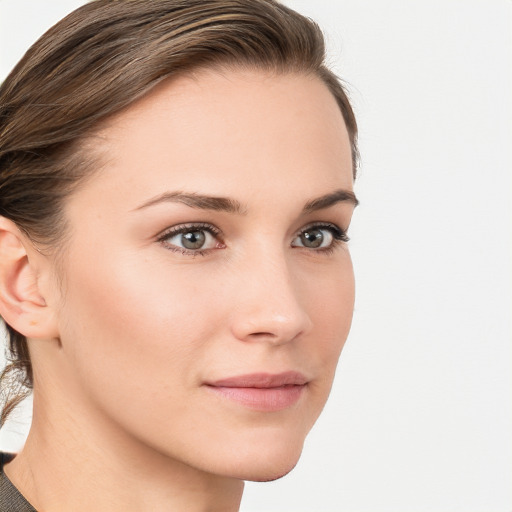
[295,222,350,255]
[157,223,222,256]
[156,221,349,256]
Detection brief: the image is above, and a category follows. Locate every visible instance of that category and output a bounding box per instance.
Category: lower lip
[206,384,306,412]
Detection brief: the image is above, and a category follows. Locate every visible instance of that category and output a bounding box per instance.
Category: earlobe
[0,217,58,339]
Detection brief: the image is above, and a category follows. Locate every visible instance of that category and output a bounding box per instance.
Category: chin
[246,459,300,482]
[219,437,305,482]
[230,457,301,482]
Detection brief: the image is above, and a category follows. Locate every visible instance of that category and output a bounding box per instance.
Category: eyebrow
[133,188,358,214]
[133,191,246,214]
[302,189,359,213]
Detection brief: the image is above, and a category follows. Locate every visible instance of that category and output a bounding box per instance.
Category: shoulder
[0,452,37,512]
[0,451,16,467]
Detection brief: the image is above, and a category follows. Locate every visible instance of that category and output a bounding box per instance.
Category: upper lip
[206,371,308,388]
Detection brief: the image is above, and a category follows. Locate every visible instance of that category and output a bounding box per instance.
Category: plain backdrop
[1,1,511,511]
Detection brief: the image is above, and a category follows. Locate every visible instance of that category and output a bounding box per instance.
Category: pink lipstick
[205,372,308,412]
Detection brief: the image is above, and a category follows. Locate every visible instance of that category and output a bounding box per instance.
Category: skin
[1,68,356,512]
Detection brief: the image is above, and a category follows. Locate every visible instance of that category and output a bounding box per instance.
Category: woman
[0,1,358,510]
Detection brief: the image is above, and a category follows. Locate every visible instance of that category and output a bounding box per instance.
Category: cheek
[304,253,355,349]
[54,250,234,463]
[57,249,224,399]
[301,254,354,416]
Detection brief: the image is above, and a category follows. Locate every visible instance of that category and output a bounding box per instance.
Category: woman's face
[46,68,356,481]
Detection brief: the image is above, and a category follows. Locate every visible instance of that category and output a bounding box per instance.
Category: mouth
[204,371,308,412]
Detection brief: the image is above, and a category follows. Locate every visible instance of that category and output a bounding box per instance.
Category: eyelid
[294,221,350,243]
[156,222,224,255]
[156,222,222,241]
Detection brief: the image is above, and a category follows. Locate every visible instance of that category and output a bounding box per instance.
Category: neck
[5,392,244,512]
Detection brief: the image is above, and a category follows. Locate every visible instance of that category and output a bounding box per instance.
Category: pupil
[182,231,206,249]
[302,229,323,248]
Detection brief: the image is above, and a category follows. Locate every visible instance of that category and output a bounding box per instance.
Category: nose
[229,251,313,345]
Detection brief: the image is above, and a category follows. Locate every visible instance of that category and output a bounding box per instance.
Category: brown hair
[0,0,358,427]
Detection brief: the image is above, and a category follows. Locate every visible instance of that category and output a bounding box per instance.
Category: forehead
[74,68,354,212]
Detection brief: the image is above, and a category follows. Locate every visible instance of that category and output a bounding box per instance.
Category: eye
[158,223,223,254]
[291,223,349,250]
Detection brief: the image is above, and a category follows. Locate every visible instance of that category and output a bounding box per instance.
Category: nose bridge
[230,243,312,343]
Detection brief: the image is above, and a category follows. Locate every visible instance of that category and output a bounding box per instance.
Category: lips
[204,372,308,412]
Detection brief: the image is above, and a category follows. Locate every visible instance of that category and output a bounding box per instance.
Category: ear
[0,217,59,340]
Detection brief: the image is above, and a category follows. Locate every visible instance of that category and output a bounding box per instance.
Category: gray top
[0,453,36,512]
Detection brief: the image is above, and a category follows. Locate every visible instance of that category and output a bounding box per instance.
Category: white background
[1,1,511,511]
